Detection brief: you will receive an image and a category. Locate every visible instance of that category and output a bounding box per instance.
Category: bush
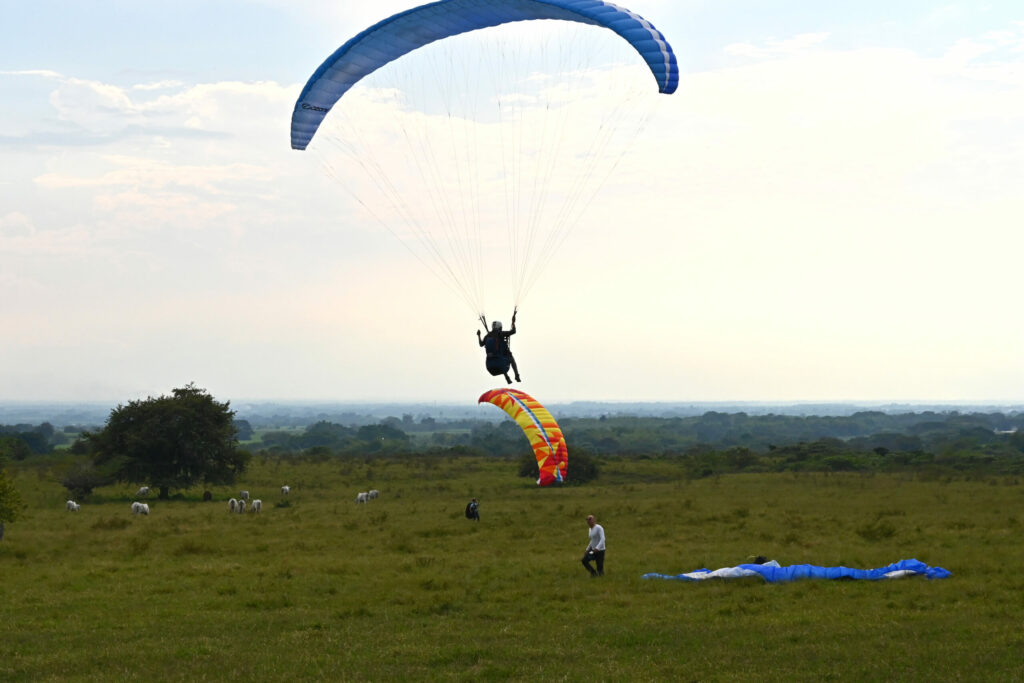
[61,461,113,500]
[516,448,599,485]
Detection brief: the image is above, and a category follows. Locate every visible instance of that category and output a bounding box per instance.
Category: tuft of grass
[91,516,130,531]
[174,539,215,556]
[856,518,897,542]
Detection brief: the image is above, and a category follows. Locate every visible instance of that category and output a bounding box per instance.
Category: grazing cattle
[239,490,250,501]
[229,498,238,513]
[136,486,150,497]
[131,502,149,515]
[368,489,380,500]
[355,492,368,504]
[251,499,262,513]
[66,500,81,512]
[281,485,290,496]
[237,499,247,513]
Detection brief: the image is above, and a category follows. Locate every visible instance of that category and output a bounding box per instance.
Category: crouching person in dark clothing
[581,514,605,577]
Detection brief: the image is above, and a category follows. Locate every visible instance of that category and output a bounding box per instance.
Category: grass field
[2,455,1023,681]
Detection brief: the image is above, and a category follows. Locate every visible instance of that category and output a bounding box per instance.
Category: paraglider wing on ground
[642,559,952,583]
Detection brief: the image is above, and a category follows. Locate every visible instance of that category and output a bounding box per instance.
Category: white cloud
[5,69,296,143]
[0,211,35,237]
[723,32,831,59]
[35,156,272,193]
[0,69,64,79]
[132,80,185,91]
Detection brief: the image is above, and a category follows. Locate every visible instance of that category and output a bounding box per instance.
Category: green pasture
[2,456,1023,681]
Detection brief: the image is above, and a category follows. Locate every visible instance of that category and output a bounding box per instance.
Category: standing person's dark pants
[582,549,605,576]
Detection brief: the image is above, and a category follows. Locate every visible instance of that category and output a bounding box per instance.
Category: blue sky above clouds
[1,1,1022,403]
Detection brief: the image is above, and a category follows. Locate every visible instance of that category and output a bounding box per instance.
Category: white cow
[251,499,262,513]
[239,490,250,501]
[229,498,238,513]
[368,489,380,500]
[281,485,290,496]
[131,502,149,515]
[237,499,247,514]
[136,486,150,497]
[66,500,81,512]
[355,492,368,504]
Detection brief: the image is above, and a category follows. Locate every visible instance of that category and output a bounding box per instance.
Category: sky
[2,1,1023,404]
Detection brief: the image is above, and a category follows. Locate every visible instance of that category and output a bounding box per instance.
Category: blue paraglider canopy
[289,0,679,318]
[642,559,952,583]
[291,0,678,150]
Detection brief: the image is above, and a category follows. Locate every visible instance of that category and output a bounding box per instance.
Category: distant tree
[357,423,409,443]
[68,435,92,456]
[233,419,254,442]
[302,421,355,449]
[1010,430,1024,453]
[472,421,526,456]
[37,422,55,443]
[0,436,32,461]
[0,464,26,540]
[0,423,56,455]
[85,384,250,499]
[15,430,50,454]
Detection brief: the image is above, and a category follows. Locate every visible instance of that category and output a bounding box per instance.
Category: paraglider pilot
[478,308,520,384]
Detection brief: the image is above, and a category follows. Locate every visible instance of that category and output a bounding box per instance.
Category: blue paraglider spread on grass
[642,559,951,583]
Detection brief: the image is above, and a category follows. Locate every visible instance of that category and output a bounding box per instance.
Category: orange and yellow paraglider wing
[478,389,568,486]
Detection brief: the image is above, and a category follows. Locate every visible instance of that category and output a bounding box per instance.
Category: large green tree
[86,383,249,499]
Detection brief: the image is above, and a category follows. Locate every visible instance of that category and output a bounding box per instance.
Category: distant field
[2,456,1022,681]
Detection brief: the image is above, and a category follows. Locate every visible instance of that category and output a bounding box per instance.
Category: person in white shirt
[582,514,605,577]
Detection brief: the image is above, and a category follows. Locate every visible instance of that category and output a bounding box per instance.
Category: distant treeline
[7,410,1024,477]
[560,410,1024,454]
[250,410,1024,477]
[0,423,69,459]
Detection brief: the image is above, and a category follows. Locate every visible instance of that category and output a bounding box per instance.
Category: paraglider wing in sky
[479,388,567,485]
[291,0,679,150]
[291,0,679,318]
